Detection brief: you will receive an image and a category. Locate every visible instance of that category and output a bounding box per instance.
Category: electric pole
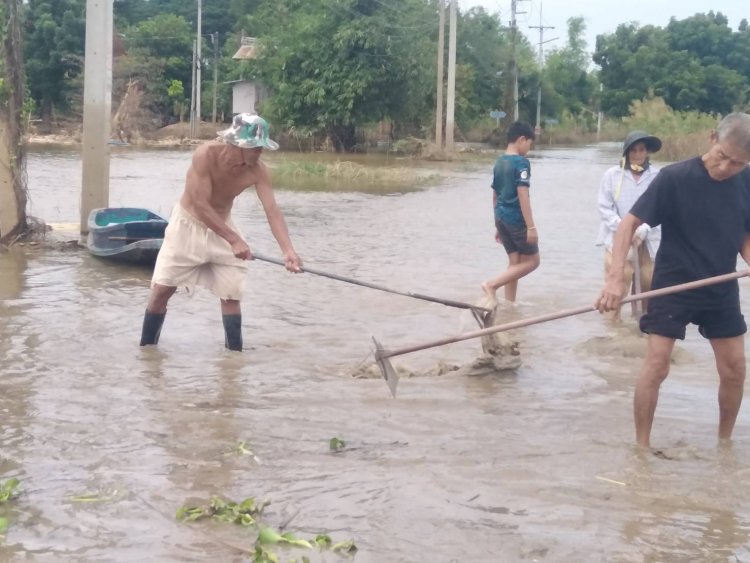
[508,0,528,122]
[196,0,202,131]
[445,0,457,150]
[212,32,219,124]
[529,2,555,136]
[597,83,603,142]
[80,0,113,234]
[189,38,197,138]
[435,0,445,148]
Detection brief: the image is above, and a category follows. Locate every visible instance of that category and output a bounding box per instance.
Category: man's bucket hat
[218,113,279,150]
[623,130,662,155]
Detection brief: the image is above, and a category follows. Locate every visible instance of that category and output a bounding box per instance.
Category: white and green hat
[218,113,279,150]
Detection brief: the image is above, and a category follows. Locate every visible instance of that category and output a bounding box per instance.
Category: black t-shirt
[630,157,750,308]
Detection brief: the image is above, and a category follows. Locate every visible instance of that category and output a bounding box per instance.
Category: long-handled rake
[253,253,492,327]
[632,242,643,318]
[373,270,748,397]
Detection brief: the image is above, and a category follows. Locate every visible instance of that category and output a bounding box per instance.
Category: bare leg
[482,253,539,304]
[503,253,520,302]
[633,334,675,448]
[638,249,654,314]
[146,283,177,313]
[710,336,746,442]
[220,298,241,316]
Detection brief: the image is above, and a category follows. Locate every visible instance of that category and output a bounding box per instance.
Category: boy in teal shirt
[482,121,539,304]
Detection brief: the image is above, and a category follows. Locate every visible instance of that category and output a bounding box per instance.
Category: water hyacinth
[257,527,313,549]
[257,528,357,556]
[329,437,346,452]
[0,478,19,503]
[176,496,269,526]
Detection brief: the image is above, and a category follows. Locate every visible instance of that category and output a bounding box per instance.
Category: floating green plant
[176,496,270,526]
[225,441,262,464]
[329,437,346,452]
[0,478,19,503]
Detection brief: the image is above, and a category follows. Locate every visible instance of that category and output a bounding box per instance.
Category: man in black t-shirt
[596,112,750,449]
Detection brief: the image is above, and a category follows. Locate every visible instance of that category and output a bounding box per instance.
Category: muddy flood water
[2,145,750,562]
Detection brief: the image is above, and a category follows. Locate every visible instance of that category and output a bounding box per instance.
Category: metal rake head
[372,337,399,398]
[471,306,494,328]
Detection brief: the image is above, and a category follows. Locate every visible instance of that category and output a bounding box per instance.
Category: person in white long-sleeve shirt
[596,131,662,320]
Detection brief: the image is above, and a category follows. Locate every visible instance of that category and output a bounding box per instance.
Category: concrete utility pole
[196,0,202,130]
[212,32,219,124]
[189,38,197,138]
[445,0,457,150]
[509,0,527,122]
[80,0,113,235]
[597,83,604,142]
[435,0,445,148]
[529,2,555,136]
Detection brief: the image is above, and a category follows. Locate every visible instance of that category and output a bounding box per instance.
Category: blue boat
[86,207,168,266]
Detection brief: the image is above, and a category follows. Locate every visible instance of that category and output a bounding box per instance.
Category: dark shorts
[639,297,747,340]
[496,219,538,256]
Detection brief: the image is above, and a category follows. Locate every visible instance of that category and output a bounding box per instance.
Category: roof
[232,37,260,60]
[224,79,259,85]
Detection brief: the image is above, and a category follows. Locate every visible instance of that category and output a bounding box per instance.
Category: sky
[460,0,748,56]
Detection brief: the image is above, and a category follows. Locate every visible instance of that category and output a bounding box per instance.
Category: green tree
[23,0,86,131]
[666,11,734,66]
[167,79,187,121]
[593,14,750,117]
[116,13,193,124]
[114,0,154,27]
[543,17,595,119]
[121,0,236,42]
[247,0,435,151]
[593,23,666,116]
[455,8,514,128]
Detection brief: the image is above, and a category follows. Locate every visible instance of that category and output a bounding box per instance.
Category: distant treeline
[14,1,750,149]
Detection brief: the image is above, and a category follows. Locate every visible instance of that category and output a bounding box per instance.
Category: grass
[538,95,719,161]
[268,158,440,193]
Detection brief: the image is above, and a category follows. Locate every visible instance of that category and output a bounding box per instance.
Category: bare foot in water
[481,282,497,305]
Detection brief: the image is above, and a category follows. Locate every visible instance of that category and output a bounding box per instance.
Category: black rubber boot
[223,314,243,352]
[140,311,166,346]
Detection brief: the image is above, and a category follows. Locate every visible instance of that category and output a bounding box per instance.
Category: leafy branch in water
[329,437,346,452]
[225,440,262,464]
[176,494,357,560]
[176,496,270,526]
[67,487,121,503]
[0,478,20,537]
[0,478,19,503]
[257,527,358,558]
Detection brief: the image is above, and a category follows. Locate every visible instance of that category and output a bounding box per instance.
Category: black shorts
[639,297,747,340]
[496,219,538,256]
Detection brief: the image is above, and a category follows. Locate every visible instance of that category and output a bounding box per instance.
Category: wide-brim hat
[623,130,662,155]
[218,113,279,150]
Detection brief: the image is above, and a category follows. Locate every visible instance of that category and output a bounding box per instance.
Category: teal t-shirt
[492,154,531,225]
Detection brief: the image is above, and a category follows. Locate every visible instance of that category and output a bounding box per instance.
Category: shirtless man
[140,113,302,351]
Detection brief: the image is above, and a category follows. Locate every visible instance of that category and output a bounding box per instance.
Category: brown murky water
[2,145,750,561]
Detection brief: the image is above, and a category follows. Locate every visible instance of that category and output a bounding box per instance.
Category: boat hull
[86,207,168,267]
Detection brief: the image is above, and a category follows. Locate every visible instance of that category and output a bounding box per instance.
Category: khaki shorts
[151,204,249,300]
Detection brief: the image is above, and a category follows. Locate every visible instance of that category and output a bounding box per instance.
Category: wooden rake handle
[253,253,491,315]
[379,270,749,359]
